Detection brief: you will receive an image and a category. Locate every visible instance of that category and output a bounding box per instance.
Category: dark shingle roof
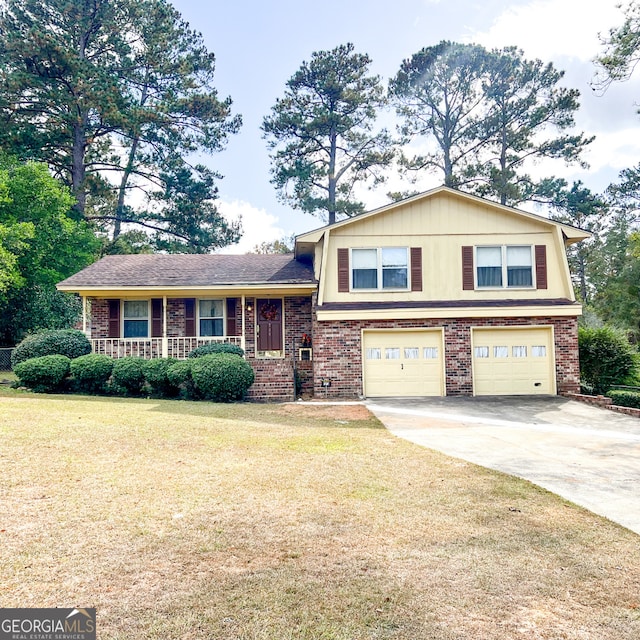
[58,254,316,288]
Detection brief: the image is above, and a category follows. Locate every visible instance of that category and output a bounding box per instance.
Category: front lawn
[1,390,639,639]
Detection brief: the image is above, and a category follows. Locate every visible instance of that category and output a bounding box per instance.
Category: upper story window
[199,299,224,336]
[123,300,149,338]
[476,245,533,288]
[351,247,408,290]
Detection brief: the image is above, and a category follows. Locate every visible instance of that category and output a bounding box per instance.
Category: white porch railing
[91,336,245,360]
[167,336,244,359]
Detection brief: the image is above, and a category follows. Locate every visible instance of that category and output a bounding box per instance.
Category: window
[199,299,224,336]
[493,346,509,358]
[366,348,381,360]
[532,345,547,357]
[474,346,489,358]
[476,246,533,288]
[424,347,439,359]
[351,248,408,290]
[123,300,149,338]
[404,347,420,359]
[512,346,527,358]
[385,348,401,360]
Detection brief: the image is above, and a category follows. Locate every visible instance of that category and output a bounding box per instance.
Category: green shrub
[190,353,254,402]
[70,354,114,394]
[14,355,71,393]
[608,390,640,409]
[111,357,147,396]
[578,326,638,395]
[188,342,245,358]
[143,358,179,397]
[11,329,91,367]
[166,360,196,399]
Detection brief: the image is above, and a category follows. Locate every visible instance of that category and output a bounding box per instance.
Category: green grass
[1,388,639,639]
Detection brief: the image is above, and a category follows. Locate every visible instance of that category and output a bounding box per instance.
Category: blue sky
[169,0,639,252]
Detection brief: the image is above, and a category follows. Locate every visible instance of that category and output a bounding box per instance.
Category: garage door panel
[473,328,555,396]
[363,331,444,397]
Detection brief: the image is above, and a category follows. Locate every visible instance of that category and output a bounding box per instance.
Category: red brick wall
[311,315,580,398]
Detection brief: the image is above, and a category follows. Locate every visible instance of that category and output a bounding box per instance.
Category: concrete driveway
[366,396,640,536]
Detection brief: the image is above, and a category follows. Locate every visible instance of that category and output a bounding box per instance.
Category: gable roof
[295,186,591,256]
[58,254,315,289]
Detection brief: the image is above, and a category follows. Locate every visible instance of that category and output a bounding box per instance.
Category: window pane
[494,346,508,358]
[124,320,148,338]
[366,348,381,360]
[404,347,419,359]
[474,346,489,358]
[199,299,223,318]
[200,319,224,337]
[123,300,148,319]
[381,247,407,268]
[507,267,532,287]
[352,249,377,269]
[424,347,438,359]
[532,345,547,357]
[476,247,502,267]
[353,269,377,289]
[512,346,527,358]
[507,246,532,266]
[385,348,400,360]
[382,268,407,288]
[477,266,502,287]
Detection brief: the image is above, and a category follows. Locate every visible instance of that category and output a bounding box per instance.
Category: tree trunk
[328,130,337,225]
[71,113,88,218]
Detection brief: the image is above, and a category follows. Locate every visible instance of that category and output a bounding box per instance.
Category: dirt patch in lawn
[1,392,639,639]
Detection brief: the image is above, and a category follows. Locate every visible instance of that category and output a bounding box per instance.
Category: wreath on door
[260,302,279,321]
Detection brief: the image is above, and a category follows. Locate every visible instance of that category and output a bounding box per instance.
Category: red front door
[256,299,283,352]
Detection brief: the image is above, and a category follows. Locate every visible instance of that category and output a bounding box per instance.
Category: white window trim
[122,299,150,339]
[197,298,226,338]
[350,247,410,292]
[474,245,535,290]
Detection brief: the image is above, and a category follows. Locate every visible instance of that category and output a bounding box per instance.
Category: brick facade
[311,315,580,399]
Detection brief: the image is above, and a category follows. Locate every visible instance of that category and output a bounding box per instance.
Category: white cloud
[466,0,623,62]
[217,199,286,254]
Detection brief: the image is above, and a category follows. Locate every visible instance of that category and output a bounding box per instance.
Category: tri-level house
[57,186,589,400]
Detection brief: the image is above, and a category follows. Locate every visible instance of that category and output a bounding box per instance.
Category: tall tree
[391,43,592,206]
[593,0,640,94]
[0,0,241,252]
[262,43,394,225]
[389,41,490,188]
[548,181,609,303]
[0,157,98,345]
[474,47,593,205]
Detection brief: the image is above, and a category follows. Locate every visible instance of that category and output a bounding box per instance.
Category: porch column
[162,295,168,358]
[241,295,246,353]
[82,296,88,335]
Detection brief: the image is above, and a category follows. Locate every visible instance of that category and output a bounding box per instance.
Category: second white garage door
[362,330,445,397]
[472,327,556,396]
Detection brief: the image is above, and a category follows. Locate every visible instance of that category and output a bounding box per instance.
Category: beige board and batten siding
[471,326,556,396]
[321,190,576,307]
[362,329,445,397]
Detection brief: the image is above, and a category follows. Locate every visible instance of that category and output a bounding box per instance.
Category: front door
[256,299,283,353]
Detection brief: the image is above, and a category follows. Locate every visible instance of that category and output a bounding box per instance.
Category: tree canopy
[0,0,241,252]
[390,42,592,206]
[262,43,395,225]
[0,156,98,345]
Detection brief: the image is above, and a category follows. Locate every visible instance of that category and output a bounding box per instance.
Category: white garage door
[472,327,555,396]
[363,330,445,397]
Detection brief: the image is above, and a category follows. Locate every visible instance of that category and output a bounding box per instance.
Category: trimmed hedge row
[608,390,640,410]
[14,353,254,402]
[11,329,91,367]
